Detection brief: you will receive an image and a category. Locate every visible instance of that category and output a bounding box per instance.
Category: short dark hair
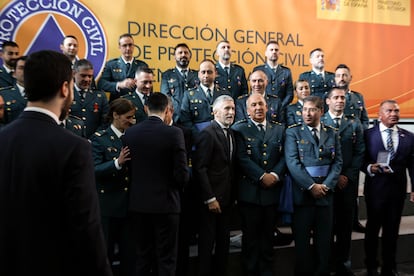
[61,35,78,44]
[174,43,191,54]
[119,33,133,44]
[303,95,324,110]
[106,98,135,123]
[294,79,309,90]
[25,50,73,102]
[1,41,19,51]
[135,66,152,76]
[335,63,350,71]
[380,99,398,107]
[73,59,94,71]
[326,86,346,99]
[199,59,215,67]
[147,93,168,113]
[12,56,27,70]
[309,48,323,57]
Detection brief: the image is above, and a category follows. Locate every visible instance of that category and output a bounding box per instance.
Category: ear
[60,80,69,98]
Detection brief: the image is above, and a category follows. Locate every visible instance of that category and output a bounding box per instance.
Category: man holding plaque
[362,100,414,276]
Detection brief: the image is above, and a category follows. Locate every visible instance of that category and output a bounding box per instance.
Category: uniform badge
[93,103,99,112]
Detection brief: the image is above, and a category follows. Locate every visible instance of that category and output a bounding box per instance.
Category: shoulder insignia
[237,94,248,100]
[288,123,302,128]
[94,129,107,137]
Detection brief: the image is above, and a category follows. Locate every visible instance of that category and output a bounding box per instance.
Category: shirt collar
[307,123,321,132]
[200,83,214,93]
[219,61,230,70]
[379,122,398,132]
[110,124,124,138]
[328,111,343,120]
[24,106,60,124]
[250,119,267,128]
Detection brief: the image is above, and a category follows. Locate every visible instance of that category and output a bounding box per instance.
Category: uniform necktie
[334,117,340,129]
[318,73,324,82]
[312,128,319,144]
[224,66,230,76]
[143,94,149,105]
[125,62,131,74]
[207,88,213,103]
[181,69,187,80]
[272,67,277,74]
[386,128,395,159]
[258,123,265,139]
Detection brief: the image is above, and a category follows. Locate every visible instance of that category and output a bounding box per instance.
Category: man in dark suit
[98,33,148,102]
[362,100,414,276]
[123,92,189,276]
[0,41,19,89]
[285,95,342,276]
[0,50,112,276]
[69,59,109,138]
[253,40,294,109]
[161,43,199,123]
[299,48,336,99]
[321,87,365,276]
[214,40,248,100]
[232,93,286,276]
[193,94,236,276]
[122,66,154,124]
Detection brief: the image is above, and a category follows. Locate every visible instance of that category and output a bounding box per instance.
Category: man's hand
[208,199,222,214]
[337,175,349,190]
[310,183,329,199]
[261,173,278,188]
[118,78,136,90]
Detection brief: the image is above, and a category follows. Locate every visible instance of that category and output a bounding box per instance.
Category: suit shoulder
[133,59,148,67]
[232,119,248,128]
[106,58,120,64]
[231,63,245,71]
[279,64,292,71]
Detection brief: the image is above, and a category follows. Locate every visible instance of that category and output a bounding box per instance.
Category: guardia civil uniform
[235,93,284,124]
[344,90,369,129]
[97,57,148,102]
[285,122,342,276]
[0,85,26,124]
[90,125,130,274]
[215,63,248,100]
[69,87,109,138]
[253,64,294,109]
[321,113,365,274]
[285,101,303,127]
[160,67,199,123]
[0,65,15,89]
[65,114,86,138]
[299,71,336,99]
[121,91,150,124]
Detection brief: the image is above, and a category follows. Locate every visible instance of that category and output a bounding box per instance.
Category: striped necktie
[386,128,395,159]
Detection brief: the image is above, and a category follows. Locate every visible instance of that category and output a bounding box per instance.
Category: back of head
[147,93,168,114]
[25,50,72,102]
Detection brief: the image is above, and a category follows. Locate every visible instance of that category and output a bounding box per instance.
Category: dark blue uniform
[0,65,15,89]
[235,93,284,124]
[345,90,369,129]
[285,101,303,127]
[97,57,148,102]
[65,114,86,138]
[161,68,199,123]
[0,85,26,124]
[215,63,248,100]
[121,91,149,124]
[69,88,109,138]
[253,64,294,108]
[299,71,336,99]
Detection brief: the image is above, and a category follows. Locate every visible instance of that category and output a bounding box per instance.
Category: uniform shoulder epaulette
[267,94,279,99]
[237,94,248,100]
[324,124,336,131]
[232,119,247,127]
[94,129,107,137]
[269,120,282,125]
[288,123,302,128]
[230,63,243,69]
[0,86,15,92]
[68,114,82,121]
[108,57,119,63]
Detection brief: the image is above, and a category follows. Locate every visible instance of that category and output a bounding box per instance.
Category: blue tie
[386,128,395,159]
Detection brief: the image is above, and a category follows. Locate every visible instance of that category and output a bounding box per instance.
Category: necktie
[79,90,86,100]
[224,66,230,76]
[312,128,319,144]
[272,67,277,74]
[125,63,131,74]
[386,128,395,159]
[207,88,213,103]
[223,128,232,160]
[181,69,187,80]
[143,94,149,105]
[258,123,265,139]
[318,73,324,82]
[334,117,340,129]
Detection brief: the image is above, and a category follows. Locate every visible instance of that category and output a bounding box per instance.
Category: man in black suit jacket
[0,50,112,276]
[193,94,236,276]
[362,100,414,276]
[123,92,189,276]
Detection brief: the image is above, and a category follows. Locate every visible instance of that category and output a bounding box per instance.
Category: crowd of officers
[0,35,401,276]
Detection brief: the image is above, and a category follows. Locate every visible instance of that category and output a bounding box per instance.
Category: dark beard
[59,96,72,121]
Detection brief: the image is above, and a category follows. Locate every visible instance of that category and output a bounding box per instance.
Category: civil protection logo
[0,0,107,77]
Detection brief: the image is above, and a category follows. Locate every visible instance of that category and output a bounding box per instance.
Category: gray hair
[212,94,234,112]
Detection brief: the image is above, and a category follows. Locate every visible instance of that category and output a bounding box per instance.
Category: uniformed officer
[253,40,294,109]
[97,33,148,102]
[335,64,369,129]
[181,59,230,138]
[0,41,19,89]
[122,66,154,124]
[235,69,284,124]
[90,98,135,275]
[232,93,286,276]
[335,63,369,235]
[285,95,342,276]
[64,114,86,138]
[0,56,27,124]
[299,48,336,99]
[285,79,311,126]
[0,94,5,128]
[214,40,248,100]
[69,59,109,138]
[321,87,365,276]
[161,43,199,123]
